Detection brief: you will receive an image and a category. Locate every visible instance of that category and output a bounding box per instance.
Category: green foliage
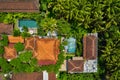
[13,29,21,37]
[10,51,38,73]
[0,46,4,54]
[19,51,32,63]
[40,0,52,12]
[0,34,8,46]
[3,13,14,24]
[0,13,7,22]
[0,0,119,79]
[0,35,8,55]
[14,42,24,52]
[37,26,46,36]
[51,0,119,32]
[50,0,120,79]
[72,24,87,56]
[0,58,12,73]
[57,72,100,80]
[40,17,57,33]
[54,51,65,73]
[21,32,31,38]
[3,13,39,24]
[110,70,120,80]
[100,26,120,79]
[57,18,71,36]
[22,26,28,32]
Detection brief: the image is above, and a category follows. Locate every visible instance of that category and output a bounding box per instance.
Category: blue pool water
[19,20,38,28]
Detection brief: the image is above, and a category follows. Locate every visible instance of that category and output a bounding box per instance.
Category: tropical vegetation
[14,42,25,52]
[0,0,120,80]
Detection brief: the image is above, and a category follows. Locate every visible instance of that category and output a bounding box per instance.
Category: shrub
[0,34,8,46]
[22,26,28,32]
[14,42,24,52]
[13,29,21,36]
[40,17,57,33]
[21,32,31,38]
[19,51,33,63]
[0,46,4,54]
[57,18,71,36]
[0,58,12,73]
[10,51,38,73]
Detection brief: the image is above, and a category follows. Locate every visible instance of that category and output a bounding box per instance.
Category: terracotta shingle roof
[0,0,39,12]
[25,37,60,66]
[25,37,37,50]
[8,36,24,43]
[11,72,56,80]
[0,23,13,35]
[11,72,43,80]
[34,38,60,66]
[83,35,97,60]
[49,72,56,80]
[67,60,84,73]
[4,46,17,59]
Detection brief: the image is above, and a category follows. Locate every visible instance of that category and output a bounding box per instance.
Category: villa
[0,22,98,80]
[3,35,60,66]
[60,33,98,73]
[25,37,60,66]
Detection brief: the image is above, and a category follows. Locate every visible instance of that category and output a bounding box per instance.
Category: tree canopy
[0,0,120,80]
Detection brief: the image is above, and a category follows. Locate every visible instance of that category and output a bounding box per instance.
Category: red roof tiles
[49,72,56,80]
[11,72,56,80]
[0,0,39,12]
[11,72,43,80]
[0,23,13,35]
[83,35,97,60]
[67,60,84,73]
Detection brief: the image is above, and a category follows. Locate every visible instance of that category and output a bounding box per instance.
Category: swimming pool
[19,20,38,28]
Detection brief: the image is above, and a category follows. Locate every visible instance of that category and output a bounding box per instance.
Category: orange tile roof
[0,0,39,12]
[8,36,24,43]
[4,46,17,59]
[25,37,37,50]
[34,38,60,65]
